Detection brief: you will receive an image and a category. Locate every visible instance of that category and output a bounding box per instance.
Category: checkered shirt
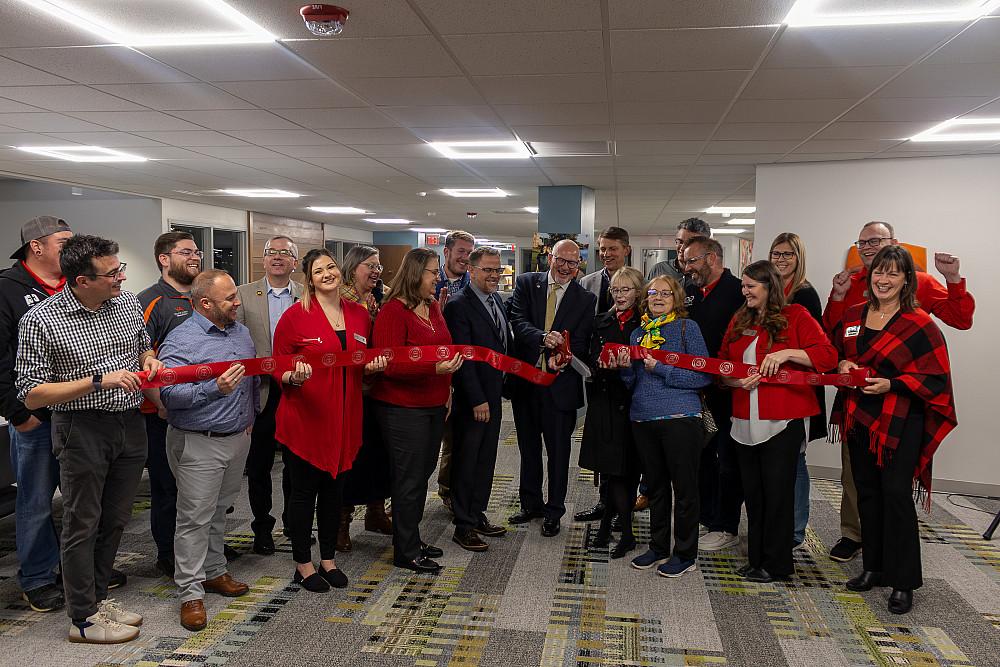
[15,288,152,412]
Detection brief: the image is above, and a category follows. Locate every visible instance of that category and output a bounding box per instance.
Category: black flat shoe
[252,535,275,556]
[592,529,611,548]
[293,569,330,593]
[573,503,605,522]
[319,565,348,589]
[735,563,752,577]
[420,543,444,558]
[610,514,625,532]
[888,589,913,614]
[743,567,775,583]
[610,538,636,559]
[393,556,442,573]
[224,545,241,562]
[846,571,882,592]
[509,509,544,524]
[541,519,561,537]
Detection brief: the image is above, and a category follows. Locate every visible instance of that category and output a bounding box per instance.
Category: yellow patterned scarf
[639,311,676,349]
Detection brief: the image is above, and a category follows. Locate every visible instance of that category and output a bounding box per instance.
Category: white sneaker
[68,610,140,644]
[99,598,143,627]
[700,531,740,551]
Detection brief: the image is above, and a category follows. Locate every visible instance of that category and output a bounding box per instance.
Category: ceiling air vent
[526,141,612,157]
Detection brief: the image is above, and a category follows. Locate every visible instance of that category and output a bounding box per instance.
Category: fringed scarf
[639,311,676,349]
[829,304,957,509]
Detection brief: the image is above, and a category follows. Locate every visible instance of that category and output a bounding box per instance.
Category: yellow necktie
[544,282,561,331]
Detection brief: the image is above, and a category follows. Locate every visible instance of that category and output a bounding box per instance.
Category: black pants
[52,410,146,620]
[736,419,804,578]
[246,382,291,538]
[451,400,502,531]
[144,412,177,561]
[511,385,576,521]
[848,417,923,590]
[701,420,744,535]
[632,418,702,560]
[341,396,391,506]
[375,401,447,562]
[282,447,342,564]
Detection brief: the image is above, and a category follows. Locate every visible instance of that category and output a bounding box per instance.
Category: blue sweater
[620,318,712,422]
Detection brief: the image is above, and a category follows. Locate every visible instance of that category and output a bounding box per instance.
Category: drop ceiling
[0,0,998,238]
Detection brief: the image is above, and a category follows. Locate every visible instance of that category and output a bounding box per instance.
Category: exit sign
[426,233,440,245]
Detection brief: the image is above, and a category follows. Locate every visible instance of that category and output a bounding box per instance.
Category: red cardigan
[719,304,837,421]
[272,298,369,476]
[370,298,452,408]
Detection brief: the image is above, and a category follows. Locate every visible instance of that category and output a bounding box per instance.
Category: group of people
[0,213,969,646]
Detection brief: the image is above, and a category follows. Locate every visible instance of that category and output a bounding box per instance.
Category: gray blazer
[236,276,303,405]
[580,269,607,315]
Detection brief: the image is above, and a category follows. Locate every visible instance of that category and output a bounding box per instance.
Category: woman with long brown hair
[719,261,836,583]
[371,248,463,573]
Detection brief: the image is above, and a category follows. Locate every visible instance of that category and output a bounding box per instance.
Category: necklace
[414,304,435,332]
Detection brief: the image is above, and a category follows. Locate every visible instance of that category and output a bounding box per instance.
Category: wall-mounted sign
[426,233,440,245]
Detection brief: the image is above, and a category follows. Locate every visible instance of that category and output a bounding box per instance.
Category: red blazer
[370,298,453,408]
[719,304,837,421]
[272,298,370,476]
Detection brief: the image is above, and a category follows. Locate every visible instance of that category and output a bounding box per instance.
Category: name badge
[742,329,756,337]
[844,325,861,338]
[353,333,367,344]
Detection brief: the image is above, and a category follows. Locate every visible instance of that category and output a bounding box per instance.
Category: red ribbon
[138,345,557,389]
[600,344,872,387]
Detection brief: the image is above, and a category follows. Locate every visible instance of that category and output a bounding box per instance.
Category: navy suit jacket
[507,271,596,411]
[443,284,512,410]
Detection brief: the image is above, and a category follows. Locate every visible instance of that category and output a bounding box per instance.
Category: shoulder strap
[681,318,687,354]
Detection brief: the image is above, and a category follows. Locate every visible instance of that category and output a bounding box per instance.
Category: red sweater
[720,304,838,421]
[370,298,452,408]
[823,268,974,333]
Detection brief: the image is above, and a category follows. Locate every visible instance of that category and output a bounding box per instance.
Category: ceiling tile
[614,101,727,124]
[64,111,204,132]
[44,132,170,147]
[704,140,800,154]
[925,17,1000,64]
[742,67,900,100]
[842,96,992,121]
[615,124,716,140]
[343,77,483,106]
[611,27,776,72]
[0,85,150,112]
[714,122,825,140]
[615,140,703,155]
[227,0,430,38]
[0,112,115,132]
[216,80,364,109]
[726,98,854,122]
[348,144,441,158]
[133,130,251,146]
[495,103,609,125]
[140,44,324,82]
[169,110,302,131]
[876,63,1000,97]
[613,71,748,101]
[475,74,607,105]
[792,139,898,153]
[406,126,515,142]
[445,32,604,75]
[764,23,959,68]
[813,121,933,140]
[270,144,367,158]
[95,83,256,110]
[382,105,503,127]
[316,128,422,144]
[0,2,107,47]
[414,0,602,33]
[226,129,342,146]
[512,125,611,141]
[609,0,795,28]
[697,154,781,164]
[0,56,71,85]
[271,107,398,129]
[0,98,43,112]
[187,146,292,159]
[0,46,195,84]
[288,37,460,77]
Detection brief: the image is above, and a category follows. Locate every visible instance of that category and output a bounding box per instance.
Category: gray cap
[10,216,72,260]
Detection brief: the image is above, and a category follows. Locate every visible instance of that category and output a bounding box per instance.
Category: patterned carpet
[1,411,999,667]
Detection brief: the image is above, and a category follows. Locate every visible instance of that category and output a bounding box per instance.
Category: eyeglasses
[770,251,795,261]
[264,248,296,258]
[855,237,892,249]
[87,263,127,280]
[362,262,383,272]
[474,266,503,276]
[552,256,581,269]
[169,249,204,258]
[610,287,634,296]
[680,252,710,266]
[647,289,674,298]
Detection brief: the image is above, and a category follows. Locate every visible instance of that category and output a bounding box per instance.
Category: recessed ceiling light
[909,117,1000,142]
[523,206,539,214]
[727,218,756,225]
[308,206,368,214]
[19,0,275,46]
[440,188,510,198]
[364,218,411,225]
[711,228,749,235]
[412,227,449,233]
[428,141,531,160]
[16,145,147,162]
[705,206,756,217]
[221,188,301,198]
[783,0,1000,26]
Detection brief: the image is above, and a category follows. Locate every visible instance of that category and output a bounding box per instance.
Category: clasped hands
[838,360,890,395]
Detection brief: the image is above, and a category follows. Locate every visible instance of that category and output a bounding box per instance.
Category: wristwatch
[92,373,103,392]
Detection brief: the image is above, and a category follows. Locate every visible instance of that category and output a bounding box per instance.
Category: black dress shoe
[509,509,544,524]
[474,520,507,537]
[573,503,605,522]
[610,537,636,559]
[108,569,127,590]
[292,569,330,593]
[252,535,276,556]
[420,543,444,558]
[592,529,611,548]
[743,567,775,583]
[541,519,561,537]
[610,514,625,532]
[829,537,862,562]
[846,571,882,592]
[156,557,175,578]
[224,545,241,562]
[888,589,913,614]
[735,563,752,577]
[453,529,489,552]
[393,556,442,573]
[319,565,348,589]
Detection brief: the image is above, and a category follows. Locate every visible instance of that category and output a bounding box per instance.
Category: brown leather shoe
[180,599,207,631]
[337,506,353,552]
[203,573,249,597]
[633,495,650,512]
[453,529,489,552]
[364,502,392,535]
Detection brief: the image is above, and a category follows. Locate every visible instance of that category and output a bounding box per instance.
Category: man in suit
[443,246,512,552]
[508,239,597,537]
[235,236,303,555]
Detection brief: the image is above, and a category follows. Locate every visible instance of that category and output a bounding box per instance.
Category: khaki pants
[840,441,862,542]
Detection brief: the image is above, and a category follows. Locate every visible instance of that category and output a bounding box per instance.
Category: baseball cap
[10,216,72,260]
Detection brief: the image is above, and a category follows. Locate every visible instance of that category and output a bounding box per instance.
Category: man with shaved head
[507,239,596,537]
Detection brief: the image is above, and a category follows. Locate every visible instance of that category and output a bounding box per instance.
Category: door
[375,244,412,288]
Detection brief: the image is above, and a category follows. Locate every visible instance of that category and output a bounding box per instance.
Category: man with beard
[138,231,203,577]
[647,218,712,284]
[158,270,258,631]
[681,236,745,553]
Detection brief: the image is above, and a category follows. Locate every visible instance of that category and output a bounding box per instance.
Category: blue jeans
[793,446,810,546]
[9,422,61,592]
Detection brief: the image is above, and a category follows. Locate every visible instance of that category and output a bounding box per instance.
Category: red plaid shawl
[830,304,957,507]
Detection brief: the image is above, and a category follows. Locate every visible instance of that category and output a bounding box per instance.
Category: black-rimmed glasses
[770,251,795,261]
[855,237,892,249]
[474,266,503,276]
[169,249,204,258]
[552,256,581,270]
[647,289,673,298]
[87,263,127,280]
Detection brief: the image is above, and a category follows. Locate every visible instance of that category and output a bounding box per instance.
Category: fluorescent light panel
[412,227,448,233]
[727,218,756,225]
[711,228,750,235]
[523,206,539,214]
[705,206,756,216]
[909,117,1000,142]
[440,188,509,198]
[19,0,275,46]
[428,141,531,160]
[16,145,147,162]
[221,188,300,198]
[308,206,368,214]
[783,0,1000,26]
[364,218,411,225]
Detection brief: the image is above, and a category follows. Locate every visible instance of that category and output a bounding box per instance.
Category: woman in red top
[371,248,463,573]
[719,260,836,583]
[272,248,386,593]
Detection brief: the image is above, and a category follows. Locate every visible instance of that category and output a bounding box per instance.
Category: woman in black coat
[579,266,644,558]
